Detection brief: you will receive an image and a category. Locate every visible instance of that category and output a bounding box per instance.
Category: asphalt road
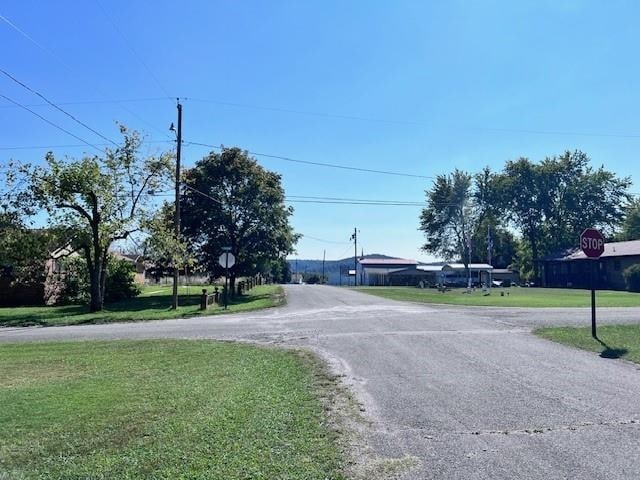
[2,286,640,479]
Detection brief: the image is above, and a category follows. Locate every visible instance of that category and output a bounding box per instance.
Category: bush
[57,256,141,305]
[623,264,640,292]
[105,257,141,302]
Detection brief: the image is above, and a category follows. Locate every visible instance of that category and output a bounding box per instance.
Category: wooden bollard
[200,289,208,310]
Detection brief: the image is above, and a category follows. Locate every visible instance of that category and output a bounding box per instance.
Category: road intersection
[2,285,640,479]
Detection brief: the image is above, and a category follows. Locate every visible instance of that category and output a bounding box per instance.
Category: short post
[200,289,208,310]
[237,282,242,296]
[214,286,219,304]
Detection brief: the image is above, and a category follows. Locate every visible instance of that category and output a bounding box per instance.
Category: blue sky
[2,0,640,261]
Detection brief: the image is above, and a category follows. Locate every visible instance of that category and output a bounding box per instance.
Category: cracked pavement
[2,285,640,479]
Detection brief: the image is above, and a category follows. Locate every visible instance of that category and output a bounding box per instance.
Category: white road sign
[218,252,235,269]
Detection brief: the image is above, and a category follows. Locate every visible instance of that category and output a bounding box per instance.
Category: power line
[0,97,171,109]
[184,141,435,179]
[183,97,418,126]
[0,94,105,153]
[0,67,118,145]
[0,140,173,151]
[0,10,172,139]
[287,194,424,204]
[286,199,424,206]
[300,234,351,245]
[94,0,174,101]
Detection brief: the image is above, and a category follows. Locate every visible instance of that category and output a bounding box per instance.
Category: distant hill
[288,254,398,285]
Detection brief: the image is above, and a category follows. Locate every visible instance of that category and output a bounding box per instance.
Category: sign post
[218,250,236,309]
[580,228,605,338]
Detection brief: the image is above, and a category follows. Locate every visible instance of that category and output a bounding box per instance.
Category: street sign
[218,252,235,269]
[580,228,604,339]
[580,228,605,258]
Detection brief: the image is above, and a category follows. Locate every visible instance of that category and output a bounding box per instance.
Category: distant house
[359,258,418,285]
[359,258,496,287]
[539,239,640,291]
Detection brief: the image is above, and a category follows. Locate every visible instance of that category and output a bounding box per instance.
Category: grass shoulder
[535,324,640,363]
[0,340,346,479]
[0,284,285,327]
[354,286,640,308]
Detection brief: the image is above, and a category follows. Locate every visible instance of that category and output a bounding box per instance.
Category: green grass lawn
[536,324,640,363]
[0,284,285,327]
[354,286,640,307]
[0,340,346,479]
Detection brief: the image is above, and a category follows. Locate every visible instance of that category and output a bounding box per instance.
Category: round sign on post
[218,252,235,269]
[580,228,605,258]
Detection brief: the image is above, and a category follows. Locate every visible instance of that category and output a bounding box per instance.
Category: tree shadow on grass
[595,337,628,359]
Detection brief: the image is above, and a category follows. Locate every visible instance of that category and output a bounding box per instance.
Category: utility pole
[350,228,358,286]
[322,250,326,284]
[486,225,493,291]
[171,99,183,309]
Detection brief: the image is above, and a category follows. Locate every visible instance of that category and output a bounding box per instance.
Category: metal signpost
[580,228,605,338]
[218,250,236,309]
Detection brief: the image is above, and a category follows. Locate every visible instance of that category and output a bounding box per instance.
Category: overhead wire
[0,140,174,151]
[0,10,173,140]
[0,94,105,153]
[94,0,174,102]
[184,141,435,179]
[0,67,118,146]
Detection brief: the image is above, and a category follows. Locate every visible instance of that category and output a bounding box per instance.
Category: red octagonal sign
[580,228,605,258]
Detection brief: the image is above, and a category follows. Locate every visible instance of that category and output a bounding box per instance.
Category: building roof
[416,263,494,272]
[544,239,640,261]
[359,258,417,266]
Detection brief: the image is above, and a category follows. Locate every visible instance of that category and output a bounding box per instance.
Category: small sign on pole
[580,228,605,338]
[218,252,236,309]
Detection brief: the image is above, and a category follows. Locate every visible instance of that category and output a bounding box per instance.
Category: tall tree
[618,199,640,241]
[499,151,630,279]
[181,147,299,292]
[499,158,548,279]
[420,169,477,284]
[2,127,171,311]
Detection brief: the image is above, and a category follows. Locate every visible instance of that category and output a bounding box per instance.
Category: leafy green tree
[268,257,292,283]
[181,147,299,293]
[0,212,58,305]
[142,202,193,284]
[2,127,171,311]
[617,199,640,241]
[420,169,477,284]
[469,219,517,269]
[623,264,640,292]
[498,151,629,280]
[56,255,141,305]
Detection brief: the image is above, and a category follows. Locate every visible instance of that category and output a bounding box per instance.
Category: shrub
[623,264,640,292]
[57,256,141,305]
[105,257,141,302]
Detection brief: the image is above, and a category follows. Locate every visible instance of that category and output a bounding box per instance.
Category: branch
[56,203,93,224]
[129,172,154,219]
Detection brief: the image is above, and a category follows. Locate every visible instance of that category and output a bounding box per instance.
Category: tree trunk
[99,248,108,306]
[89,264,103,312]
[530,234,539,283]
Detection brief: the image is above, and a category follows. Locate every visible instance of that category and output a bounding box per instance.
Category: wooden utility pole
[350,228,358,286]
[171,99,183,309]
[322,249,326,284]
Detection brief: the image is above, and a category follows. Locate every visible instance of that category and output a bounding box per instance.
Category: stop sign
[580,228,605,258]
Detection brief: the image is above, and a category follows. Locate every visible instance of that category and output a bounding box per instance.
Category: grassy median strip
[355,286,640,307]
[0,284,285,327]
[0,340,346,479]
[535,324,640,363]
